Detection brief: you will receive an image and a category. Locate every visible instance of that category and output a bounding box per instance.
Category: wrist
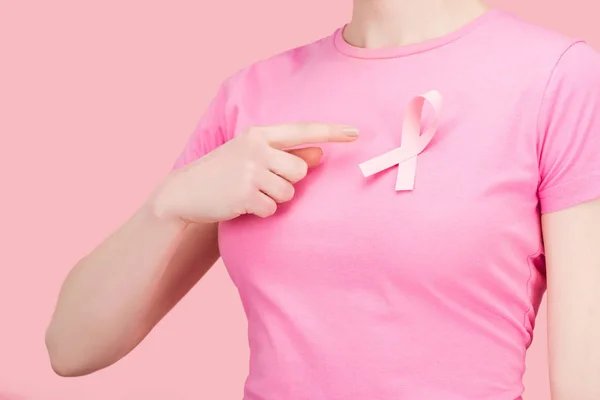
[146,172,189,230]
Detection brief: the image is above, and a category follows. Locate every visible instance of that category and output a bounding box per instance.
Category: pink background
[1,1,599,399]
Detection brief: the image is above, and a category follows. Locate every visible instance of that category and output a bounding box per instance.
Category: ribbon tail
[395,156,417,191]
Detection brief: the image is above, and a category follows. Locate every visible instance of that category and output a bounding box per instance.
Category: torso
[214,10,578,399]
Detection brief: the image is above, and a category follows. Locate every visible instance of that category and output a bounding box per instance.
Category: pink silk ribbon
[358,90,443,191]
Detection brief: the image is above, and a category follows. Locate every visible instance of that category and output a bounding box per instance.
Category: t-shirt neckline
[333,8,505,59]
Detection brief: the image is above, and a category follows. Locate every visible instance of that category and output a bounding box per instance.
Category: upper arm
[542,200,600,399]
[537,41,600,398]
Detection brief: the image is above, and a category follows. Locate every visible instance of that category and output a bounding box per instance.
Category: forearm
[45,195,216,376]
[45,200,183,373]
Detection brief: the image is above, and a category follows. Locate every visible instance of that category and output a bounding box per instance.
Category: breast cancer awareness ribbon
[358,90,443,191]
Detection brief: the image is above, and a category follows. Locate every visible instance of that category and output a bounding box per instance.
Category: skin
[45,1,600,398]
[543,200,600,400]
[45,123,359,376]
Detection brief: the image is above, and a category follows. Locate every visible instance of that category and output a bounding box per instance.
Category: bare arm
[45,192,220,377]
[543,198,600,400]
[44,123,358,378]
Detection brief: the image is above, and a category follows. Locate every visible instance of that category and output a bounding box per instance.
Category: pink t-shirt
[174,9,600,400]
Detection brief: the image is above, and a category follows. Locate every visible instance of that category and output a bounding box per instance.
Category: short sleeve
[537,41,600,213]
[172,81,231,170]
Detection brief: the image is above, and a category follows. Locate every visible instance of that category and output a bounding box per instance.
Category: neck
[346,0,491,48]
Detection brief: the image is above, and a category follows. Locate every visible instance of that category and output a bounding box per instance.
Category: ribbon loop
[359,90,443,191]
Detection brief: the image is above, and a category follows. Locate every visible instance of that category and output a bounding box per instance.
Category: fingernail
[341,127,359,137]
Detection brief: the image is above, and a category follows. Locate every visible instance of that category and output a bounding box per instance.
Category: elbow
[48,357,87,378]
[44,320,132,377]
[45,326,100,377]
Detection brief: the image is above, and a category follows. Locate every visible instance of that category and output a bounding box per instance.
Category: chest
[219,65,543,288]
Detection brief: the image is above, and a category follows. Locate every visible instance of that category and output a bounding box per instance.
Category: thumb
[286,147,323,168]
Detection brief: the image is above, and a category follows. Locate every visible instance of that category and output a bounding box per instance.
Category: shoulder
[490,11,579,54]
[485,10,597,78]
[479,10,600,116]
[220,33,334,101]
[547,41,600,92]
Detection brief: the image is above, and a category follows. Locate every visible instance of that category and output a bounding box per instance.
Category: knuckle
[296,160,309,179]
[306,122,326,135]
[245,126,264,141]
[305,122,319,132]
[259,201,277,218]
[266,201,278,216]
[279,183,295,202]
[243,127,270,155]
[287,159,308,183]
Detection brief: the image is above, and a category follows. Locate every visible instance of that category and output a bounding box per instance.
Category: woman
[45,0,600,398]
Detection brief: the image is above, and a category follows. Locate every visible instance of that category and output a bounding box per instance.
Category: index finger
[260,123,359,149]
